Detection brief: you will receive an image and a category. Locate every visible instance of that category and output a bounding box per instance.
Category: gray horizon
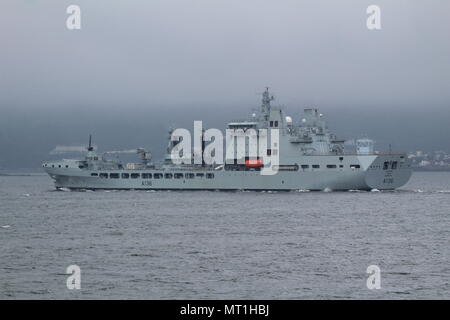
[1,0,449,170]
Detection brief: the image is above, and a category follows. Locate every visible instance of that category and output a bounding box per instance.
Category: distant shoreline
[412,168,450,172]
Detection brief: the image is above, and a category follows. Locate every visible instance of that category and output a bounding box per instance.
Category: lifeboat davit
[245,159,264,168]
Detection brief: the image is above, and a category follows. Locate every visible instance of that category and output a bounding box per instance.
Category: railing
[304,152,407,156]
[289,137,312,143]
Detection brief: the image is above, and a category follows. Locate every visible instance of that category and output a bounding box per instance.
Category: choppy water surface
[1,172,449,299]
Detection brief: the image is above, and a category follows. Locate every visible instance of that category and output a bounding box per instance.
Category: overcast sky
[1,0,449,169]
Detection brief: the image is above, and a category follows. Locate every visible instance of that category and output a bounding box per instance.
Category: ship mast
[87,134,94,151]
[261,87,273,113]
[261,87,274,121]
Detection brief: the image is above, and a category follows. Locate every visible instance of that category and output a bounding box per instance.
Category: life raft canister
[245,159,264,168]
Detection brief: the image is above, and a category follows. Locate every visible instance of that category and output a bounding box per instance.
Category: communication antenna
[87,134,94,151]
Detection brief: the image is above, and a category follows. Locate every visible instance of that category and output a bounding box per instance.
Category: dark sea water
[0,172,449,299]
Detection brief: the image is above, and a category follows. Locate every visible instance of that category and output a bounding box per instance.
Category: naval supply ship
[43,89,412,191]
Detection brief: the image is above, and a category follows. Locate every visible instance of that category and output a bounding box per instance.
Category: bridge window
[312,165,320,169]
[185,173,195,179]
[154,173,163,179]
[164,173,173,179]
[131,173,140,179]
[326,165,337,169]
[142,173,152,179]
[91,173,98,176]
[206,173,214,179]
[110,173,119,179]
[391,161,398,170]
[121,173,129,179]
[174,173,184,179]
[350,164,360,169]
[274,121,278,127]
[301,165,309,169]
[196,173,205,178]
[269,121,273,127]
[99,173,108,179]
[78,162,88,169]
[383,162,389,170]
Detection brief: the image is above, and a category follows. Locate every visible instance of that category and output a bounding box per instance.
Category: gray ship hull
[44,154,412,191]
[43,89,413,191]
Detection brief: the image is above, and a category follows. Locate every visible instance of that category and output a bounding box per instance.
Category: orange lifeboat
[245,159,264,168]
